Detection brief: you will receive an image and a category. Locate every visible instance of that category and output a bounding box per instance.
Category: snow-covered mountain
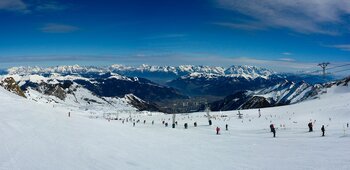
[210,76,350,111]
[7,64,274,83]
[0,72,188,113]
[4,64,336,113]
[7,64,227,76]
[167,74,284,97]
[0,73,350,170]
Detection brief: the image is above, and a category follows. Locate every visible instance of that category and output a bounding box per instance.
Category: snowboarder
[194,122,197,127]
[184,123,188,129]
[321,125,325,136]
[226,124,228,131]
[270,124,276,137]
[216,127,220,135]
[308,122,313,132]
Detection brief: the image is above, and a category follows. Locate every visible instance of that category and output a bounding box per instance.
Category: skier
[258,109,261,118]
[226,124,228,131]
[308,122,313,132]
[347,123,349,128]
[209,120,212,126]
[133,122,135,127]
[184,123,188,129]
[143,120,146,124]
[152,120,154,125]
[270,124,274,132]
[321,125,325,136]
[194,122,197,127]
[270,124,276,137]
[68,112,70,117]
[216,127,220,135]
[165,122,168,127]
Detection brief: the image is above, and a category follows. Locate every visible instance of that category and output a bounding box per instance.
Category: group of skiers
[94,110,348,138]
[308,122,326,136]
[267,122,327,138]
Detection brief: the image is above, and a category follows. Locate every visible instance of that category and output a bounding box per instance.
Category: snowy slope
[0,80,350,170]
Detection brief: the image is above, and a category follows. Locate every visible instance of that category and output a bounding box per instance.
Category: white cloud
[144,34,187,40]
[34,1,67,11]
[279,58,295,62]
[216,0,350,35]
[0,0,28,12]
[281,52,292,56]
[40,23,79,33]
[0,0,67,13]
[213,22,265,31]
[328,44,350,51]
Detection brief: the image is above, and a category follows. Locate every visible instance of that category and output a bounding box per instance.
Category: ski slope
[0,85,350,170]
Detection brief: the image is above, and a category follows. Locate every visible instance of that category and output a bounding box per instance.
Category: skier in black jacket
[308,122,313,132]
[270,124,276,138]
[321,125,325,136]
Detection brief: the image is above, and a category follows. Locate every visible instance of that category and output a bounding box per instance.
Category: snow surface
[0,85,350,170]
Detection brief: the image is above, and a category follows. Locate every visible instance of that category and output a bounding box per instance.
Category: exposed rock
[124,94,161,112]
[0,77,26,98]
[239,96,271,110]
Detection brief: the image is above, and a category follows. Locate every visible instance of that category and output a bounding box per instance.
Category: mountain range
[210,77,350,111]
[1,64,339,113]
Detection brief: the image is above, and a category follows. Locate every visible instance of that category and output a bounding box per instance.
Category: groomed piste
[0,84,349,170]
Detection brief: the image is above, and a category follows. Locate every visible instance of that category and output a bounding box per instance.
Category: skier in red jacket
[216,127,220,135]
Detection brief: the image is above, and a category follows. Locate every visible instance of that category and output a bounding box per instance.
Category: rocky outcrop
[124,94,161,112]
[0,77,26,98]
[239,96,271,109]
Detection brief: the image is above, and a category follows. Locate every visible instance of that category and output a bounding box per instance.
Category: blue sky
[1,0,350,73]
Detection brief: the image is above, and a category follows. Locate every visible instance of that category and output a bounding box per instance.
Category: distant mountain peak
[7,64,273,79]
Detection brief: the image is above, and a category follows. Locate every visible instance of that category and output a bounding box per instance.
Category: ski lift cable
[330,68,350,74]
[326,63,350,70]
[301,69,322,75]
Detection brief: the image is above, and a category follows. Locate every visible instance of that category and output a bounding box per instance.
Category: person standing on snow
[321,125,325,136]
[216,127,220,135]
[270,124,274,132]
[308,122,313,132]
[226,124,228,131]
[270,124,276,138]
